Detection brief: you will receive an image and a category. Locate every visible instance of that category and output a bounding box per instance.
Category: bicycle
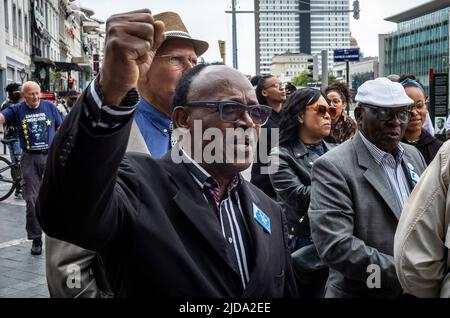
[0,139,22,201]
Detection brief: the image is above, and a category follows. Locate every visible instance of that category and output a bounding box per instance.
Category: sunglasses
[363,104,411,124]
[306,103,338,119]
[186,101,272,125]
[264,82,284,90]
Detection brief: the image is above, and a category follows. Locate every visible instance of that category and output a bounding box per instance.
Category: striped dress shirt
[359,132,411,210]
[181,149,254,291]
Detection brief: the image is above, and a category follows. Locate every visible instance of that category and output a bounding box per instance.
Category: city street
[0,194,49,298]
[1,0,449,303]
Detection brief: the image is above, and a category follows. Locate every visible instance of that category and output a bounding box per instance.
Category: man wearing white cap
[308,77,427,297]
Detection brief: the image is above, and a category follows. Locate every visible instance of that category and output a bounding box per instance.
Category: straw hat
[154,12,209,56]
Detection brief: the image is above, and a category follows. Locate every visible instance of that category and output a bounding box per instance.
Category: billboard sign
[429,72,449,136]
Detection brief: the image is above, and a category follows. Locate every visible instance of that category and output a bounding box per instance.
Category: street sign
[333,48,360,63]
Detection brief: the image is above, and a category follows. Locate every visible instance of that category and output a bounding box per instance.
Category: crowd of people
[1,8,450,298]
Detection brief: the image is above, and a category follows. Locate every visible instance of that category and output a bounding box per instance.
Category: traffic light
[307,58,314,82]
[353,0,360,20]
[306,56,319,83]
[218,40,226,64]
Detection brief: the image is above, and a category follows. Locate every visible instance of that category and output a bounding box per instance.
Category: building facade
[254,0,351,75]
[55,2,104,93]
[270,52,312,82]
[380,0,450,94]
[30,0,60,91]
[0,0,32,102]
[77,5,105,90]
[254,0,306,74]
[0,0,103,99]
[310,0,351,70]
[57,0,78,93]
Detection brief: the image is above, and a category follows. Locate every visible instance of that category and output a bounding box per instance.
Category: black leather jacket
[269,139,335,237]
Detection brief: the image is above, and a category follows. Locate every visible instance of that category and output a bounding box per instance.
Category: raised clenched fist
[99,9,165,105]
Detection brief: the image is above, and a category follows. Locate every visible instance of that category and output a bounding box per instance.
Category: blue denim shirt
[134,99,171,159]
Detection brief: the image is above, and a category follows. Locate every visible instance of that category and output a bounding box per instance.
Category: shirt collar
[179,145,242,192]
[136,99,171,133]
[359,131,404,165]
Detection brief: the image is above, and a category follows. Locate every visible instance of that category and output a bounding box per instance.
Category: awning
[32,55,55,66]
[54,62,83,72]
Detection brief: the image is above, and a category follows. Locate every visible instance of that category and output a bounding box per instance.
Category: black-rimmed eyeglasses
[362,104,411,124]
[185,101,272,125]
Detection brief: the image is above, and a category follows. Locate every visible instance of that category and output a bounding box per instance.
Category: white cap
[355,77,413,108]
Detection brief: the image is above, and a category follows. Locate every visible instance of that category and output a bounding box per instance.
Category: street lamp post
[18,68,26,84]
[39,69,46,81]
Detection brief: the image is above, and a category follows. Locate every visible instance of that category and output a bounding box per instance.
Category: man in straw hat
[90,10,209,158]
[44,10,209,297]
[38,8,298,298]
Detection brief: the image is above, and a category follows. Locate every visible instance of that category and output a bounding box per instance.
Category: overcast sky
[79,0,431,75]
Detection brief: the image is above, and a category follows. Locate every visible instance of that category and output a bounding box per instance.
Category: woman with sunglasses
[269,88,335,298]
[250,75,286,199]
[400,75,443,165]
[324,82,357,144]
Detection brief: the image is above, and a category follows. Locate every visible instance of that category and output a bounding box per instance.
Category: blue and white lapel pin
[407,163,420,184]
[253,203,271,234]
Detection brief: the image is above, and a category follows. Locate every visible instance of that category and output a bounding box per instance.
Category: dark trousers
[21,152,47,240]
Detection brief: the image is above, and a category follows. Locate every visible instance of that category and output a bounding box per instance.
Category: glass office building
[382,0,450,94]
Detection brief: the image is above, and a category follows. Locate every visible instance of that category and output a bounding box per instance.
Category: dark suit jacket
[36,94,297,298]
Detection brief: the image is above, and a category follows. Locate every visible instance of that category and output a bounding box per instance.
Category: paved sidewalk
[0,196,49,298]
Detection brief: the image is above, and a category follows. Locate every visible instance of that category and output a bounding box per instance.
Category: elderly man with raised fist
[44,9,209,298]
[37,9,297,298]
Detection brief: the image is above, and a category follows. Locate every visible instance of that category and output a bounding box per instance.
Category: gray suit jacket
[45,120,149,298]
[309,133,427,298]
